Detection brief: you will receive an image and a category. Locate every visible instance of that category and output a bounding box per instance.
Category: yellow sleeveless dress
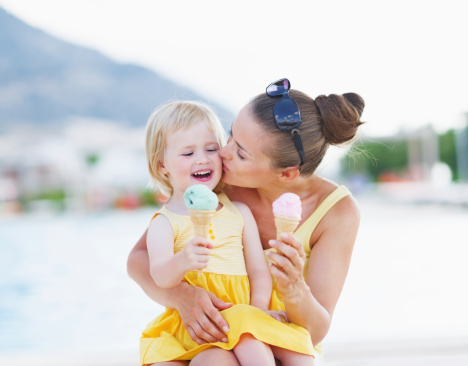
[266,185,351,361]
[140,193,315,365]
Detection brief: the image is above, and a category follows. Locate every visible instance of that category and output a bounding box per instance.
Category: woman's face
[220,105,278,188]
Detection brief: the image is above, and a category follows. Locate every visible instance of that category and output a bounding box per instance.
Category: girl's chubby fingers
[192,236,214,249]
[265,310,289,323]
[193,246,211,255]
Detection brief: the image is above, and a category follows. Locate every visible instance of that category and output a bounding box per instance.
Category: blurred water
[328,198,468,345]
[0,207,163,354]
[0,198,467,358]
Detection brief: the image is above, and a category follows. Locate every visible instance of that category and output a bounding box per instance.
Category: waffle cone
[189,209,215,237]
[274,215,300,240]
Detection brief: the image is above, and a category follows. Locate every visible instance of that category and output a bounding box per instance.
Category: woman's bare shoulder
[321,189,360,235]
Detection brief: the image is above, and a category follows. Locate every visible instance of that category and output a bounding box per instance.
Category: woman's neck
[255,174,322,206]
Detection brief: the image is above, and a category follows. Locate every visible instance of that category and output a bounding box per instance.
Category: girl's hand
[181,236,213,271]
[264,309,289,323]
[266,233,309,297]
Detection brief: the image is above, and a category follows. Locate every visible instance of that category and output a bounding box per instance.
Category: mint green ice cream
[184,185,218,210]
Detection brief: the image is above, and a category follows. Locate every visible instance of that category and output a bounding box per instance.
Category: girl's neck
[164,190,188,214]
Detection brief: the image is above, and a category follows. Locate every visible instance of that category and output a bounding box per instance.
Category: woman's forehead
[232,107,270,155]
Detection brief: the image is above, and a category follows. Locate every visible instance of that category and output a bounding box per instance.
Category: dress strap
[295,185,351,253]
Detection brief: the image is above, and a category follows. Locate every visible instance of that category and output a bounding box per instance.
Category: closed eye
[207,144,220,152]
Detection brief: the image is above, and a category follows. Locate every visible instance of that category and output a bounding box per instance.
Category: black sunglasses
[266,78,305,167]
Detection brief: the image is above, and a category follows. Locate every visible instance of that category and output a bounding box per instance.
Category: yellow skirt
[140,271,316,365]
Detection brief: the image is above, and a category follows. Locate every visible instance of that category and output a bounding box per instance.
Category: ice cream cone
[189,209,216,237]
[189,209,215,278]
[274,215,300,240]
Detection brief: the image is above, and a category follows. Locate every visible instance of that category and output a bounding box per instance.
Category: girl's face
[161,121,222,195]
[220,105,278,188]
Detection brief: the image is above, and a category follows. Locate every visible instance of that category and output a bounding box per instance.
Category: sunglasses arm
[291,129,305,167]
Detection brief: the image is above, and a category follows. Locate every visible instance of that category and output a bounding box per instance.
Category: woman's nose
[219,143,231,160]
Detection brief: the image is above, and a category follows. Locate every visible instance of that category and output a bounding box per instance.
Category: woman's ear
[278,167,300,181]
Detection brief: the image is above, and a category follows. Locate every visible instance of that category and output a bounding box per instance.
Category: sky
[1,0,468,137]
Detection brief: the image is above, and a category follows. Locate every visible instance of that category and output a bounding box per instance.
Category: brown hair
[249,89,365,176]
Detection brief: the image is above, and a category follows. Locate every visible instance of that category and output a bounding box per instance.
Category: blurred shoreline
[355,182,468,207]
[2,181,468,219]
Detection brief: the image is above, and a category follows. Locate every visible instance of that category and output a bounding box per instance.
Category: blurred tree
[86,153,100,167]
[139,189,159,207]
[438,129,458,181]
[340,139,408,182]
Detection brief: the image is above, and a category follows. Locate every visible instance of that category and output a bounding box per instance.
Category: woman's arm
[234,202,272,311]
[266,195,360,345]
[127,228,232,344]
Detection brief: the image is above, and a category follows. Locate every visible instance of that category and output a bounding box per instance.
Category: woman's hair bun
[314,93,365,145]
[343,93,365,117]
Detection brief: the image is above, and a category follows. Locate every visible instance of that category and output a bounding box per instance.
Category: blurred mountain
[0,7,234,130]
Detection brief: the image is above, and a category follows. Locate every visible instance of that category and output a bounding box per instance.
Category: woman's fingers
[189,319,221,344]
[266,245,299,274]
[178,287,229,344]
[185,323,209,345]
[268,235,305,270]
[279,233,306,259]
[279,233,303,252]
[195,290,229,342]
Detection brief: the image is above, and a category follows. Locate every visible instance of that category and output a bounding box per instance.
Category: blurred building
[0,119,151,215]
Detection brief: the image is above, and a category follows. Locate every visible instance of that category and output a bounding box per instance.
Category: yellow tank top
[295,185,351,274]
[152,193,247,276]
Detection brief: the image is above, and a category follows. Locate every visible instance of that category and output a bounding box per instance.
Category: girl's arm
[127,228,232,344]
[147,215,212,288]
[234,202,272,311]
[267,195,360,346]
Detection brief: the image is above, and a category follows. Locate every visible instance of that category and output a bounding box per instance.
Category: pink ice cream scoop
[272,193,302,220]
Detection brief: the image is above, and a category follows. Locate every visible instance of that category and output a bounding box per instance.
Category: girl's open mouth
[192,170,212,182]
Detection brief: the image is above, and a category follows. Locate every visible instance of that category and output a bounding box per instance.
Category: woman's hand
[266,233,309,298]
[176,285,233,345]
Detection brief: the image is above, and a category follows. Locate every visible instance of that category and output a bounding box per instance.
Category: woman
[128,78,365,365]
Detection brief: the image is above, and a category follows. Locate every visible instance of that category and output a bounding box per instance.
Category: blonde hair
[145,101,226,197]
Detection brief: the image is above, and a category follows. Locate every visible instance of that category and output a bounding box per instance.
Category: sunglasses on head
[266,78,305,167]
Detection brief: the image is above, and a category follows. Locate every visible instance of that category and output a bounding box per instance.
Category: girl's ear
[278,166,300,181]
[159,161,168,175]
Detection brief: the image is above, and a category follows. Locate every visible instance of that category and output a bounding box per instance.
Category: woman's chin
[221,171,231,184]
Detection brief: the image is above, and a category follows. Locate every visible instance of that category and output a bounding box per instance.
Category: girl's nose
[196,151,209,164]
